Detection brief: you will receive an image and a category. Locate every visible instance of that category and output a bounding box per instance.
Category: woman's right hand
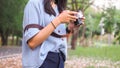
[57,10,78,24]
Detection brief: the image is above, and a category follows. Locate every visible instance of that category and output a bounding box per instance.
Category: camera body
[74,10,85,26]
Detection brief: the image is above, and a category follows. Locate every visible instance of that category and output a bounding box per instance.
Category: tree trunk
[74,0,78,10]
[1,33,8,46]
[71,35,77,50]
[71,28,79,50]
[16,36,19,45]
[70,0,79,50]
[108,33,112,45]
[11,35,14,45]
[71,0,75,10]
[81,24,86,46]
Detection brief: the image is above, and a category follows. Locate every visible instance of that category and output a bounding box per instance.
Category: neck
[51,0,56,8]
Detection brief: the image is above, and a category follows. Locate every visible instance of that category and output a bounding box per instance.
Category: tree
[0,0,27,46]
[83,8,102,45]
[114,10,120,44]
[102,6,116,45]
[67,0,94,49]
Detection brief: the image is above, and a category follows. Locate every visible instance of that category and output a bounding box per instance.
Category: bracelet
[51,21,56,29]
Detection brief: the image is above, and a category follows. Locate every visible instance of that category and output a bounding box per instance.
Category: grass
[68,45,120,61]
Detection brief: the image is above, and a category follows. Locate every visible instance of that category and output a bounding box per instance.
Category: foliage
[67,0,94,11]
[84,8,102,38]
[114,10,120,43]
[0,0,28,45]
[67,0,94,49]
[102,7,116,33]
[101,7,120,44]
[67,0,100,38]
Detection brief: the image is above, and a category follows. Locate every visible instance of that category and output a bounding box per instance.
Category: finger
[68,11,78,15]
[70,19,76,22]
[69,15,78,19]
[80,17,85,19]
[70,20,75,23]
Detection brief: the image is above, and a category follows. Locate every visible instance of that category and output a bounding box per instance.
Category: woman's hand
[57,10,78,23]
[67,21,80,33]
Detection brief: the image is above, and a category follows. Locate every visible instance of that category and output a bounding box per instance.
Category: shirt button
[61,38,64,41]
[40,53,44,56]
[58,30,60,33]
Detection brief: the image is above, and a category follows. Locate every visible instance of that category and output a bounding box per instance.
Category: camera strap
[24,24,68,38]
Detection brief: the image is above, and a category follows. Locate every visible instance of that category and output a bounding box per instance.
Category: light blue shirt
[22,0,67,68]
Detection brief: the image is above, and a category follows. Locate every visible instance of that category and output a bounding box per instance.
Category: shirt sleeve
[23,1,41,43]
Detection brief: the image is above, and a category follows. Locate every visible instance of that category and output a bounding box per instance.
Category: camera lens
[74,18,83,25]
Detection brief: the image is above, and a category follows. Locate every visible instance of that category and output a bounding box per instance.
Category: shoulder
[29,0,42,3]
[24,0,44,10]
[27,0,43,7]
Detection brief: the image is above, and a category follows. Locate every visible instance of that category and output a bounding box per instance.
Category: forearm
[28,17,60,49]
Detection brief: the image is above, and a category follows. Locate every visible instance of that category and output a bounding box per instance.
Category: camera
[74,10,85,26]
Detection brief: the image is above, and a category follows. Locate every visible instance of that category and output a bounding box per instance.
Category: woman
[22,0,78,68]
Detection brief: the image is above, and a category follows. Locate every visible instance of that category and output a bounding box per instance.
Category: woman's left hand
[67,21,80,33]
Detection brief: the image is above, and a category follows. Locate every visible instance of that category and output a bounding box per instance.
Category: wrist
[54,17,61,24]
[56,16,61,24]
[52,17,61,28]
[51,21,56,29]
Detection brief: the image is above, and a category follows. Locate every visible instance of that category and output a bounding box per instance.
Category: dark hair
[44,0,67,16]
